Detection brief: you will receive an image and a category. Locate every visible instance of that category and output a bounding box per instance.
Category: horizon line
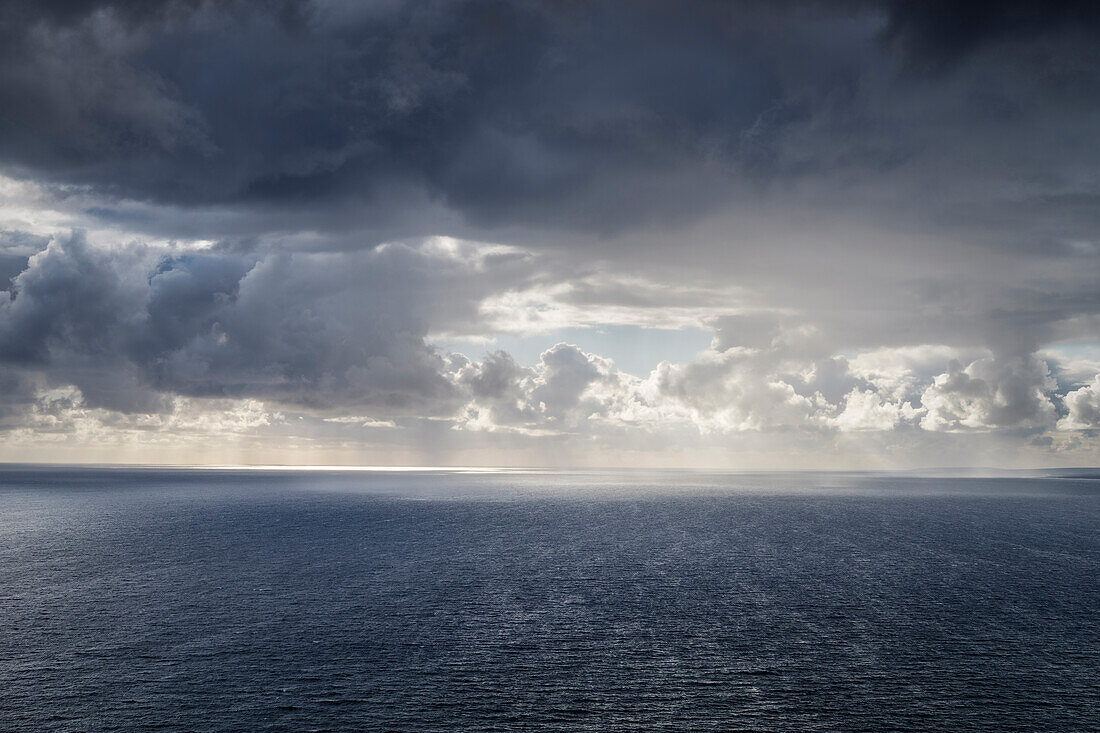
[0,462,1098,476]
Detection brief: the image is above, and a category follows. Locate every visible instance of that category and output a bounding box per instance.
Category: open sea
[0,466,1097,731]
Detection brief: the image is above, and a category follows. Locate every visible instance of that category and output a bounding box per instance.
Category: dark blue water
[1,468,1097,731]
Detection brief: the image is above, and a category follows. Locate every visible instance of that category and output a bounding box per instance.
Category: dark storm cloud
[879,0,1100,66]
[0,0,306,30]
[0,0,867,230]
[2,0,1097,241]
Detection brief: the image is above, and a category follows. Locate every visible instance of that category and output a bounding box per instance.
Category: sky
[1,0,1099,468]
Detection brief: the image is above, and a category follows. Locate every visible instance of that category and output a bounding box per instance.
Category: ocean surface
[0,467,1097,732]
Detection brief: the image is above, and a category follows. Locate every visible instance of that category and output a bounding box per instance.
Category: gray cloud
[0,367,38,428]
[0,232,529,413]
[0,232,41,287]
[919,356,1057,432]
[1060,376,1100,430]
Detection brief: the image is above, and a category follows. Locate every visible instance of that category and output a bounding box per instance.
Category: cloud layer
[0,1,1098,466]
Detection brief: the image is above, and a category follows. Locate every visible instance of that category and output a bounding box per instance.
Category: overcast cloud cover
[1,0,1099,467]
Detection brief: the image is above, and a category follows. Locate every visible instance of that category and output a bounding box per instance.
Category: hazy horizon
[3,462,1099,479]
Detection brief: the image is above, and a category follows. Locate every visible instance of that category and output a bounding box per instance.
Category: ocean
[0,467,1097,731]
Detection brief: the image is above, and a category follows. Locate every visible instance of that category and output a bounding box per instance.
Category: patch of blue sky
[1043,341,1100,361]
[434,325,715,377]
